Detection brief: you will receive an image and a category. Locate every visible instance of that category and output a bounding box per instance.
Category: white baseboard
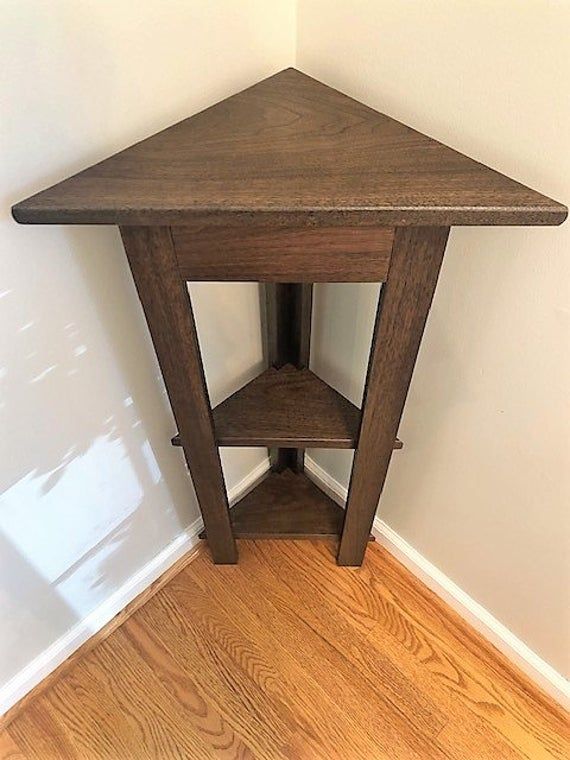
[3,454,567,715]
[304,455,569,709]
[0,457,270,717]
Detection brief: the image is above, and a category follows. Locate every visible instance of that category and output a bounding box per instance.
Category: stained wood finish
[213,364,360,448]
[263,283,313,473]
[171,432,403,449]
[3,541,568,759]
[172,225,393,281]
[264,284,312,370]
[170,364,401,450]
[12,69,566,227]
[199,469,363,540]
[338,227,450,566]
[293,282,312,372]
[120,226,236,564]
[10,68,567,571]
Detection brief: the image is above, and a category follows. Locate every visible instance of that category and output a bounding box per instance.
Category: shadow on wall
[0,222,199,687]
[0,0,286,694]
[0,2,202,689]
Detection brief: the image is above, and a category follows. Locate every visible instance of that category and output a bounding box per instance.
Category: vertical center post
[262,283,313,472]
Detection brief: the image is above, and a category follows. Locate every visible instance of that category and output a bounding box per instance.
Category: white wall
[299,0,569,677]
[0,0,294,691]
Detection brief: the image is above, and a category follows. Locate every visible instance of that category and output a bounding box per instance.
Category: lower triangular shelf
[199,469,374,541]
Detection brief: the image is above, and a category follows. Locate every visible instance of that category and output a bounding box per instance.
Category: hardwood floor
[1,540,568,759]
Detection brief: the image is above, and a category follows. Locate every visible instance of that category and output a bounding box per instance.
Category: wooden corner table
[13,68,567,566]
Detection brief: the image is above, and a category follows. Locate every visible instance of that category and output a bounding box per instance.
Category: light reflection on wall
[0,435,144,585]
[0,0,294,700]
[0,227,267,688]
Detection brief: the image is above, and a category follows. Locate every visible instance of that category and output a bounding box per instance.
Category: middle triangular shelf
[213,364,360,448]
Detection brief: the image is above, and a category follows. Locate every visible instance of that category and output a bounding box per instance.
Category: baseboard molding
[0,457,271,720]
[3,453,567,718]
[304,455,570,710]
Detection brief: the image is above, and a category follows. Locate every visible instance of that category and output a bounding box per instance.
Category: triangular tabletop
[13,68,566,227]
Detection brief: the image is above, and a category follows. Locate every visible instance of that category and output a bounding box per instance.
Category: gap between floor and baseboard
[1,454,567,721]
[303,454,570,710]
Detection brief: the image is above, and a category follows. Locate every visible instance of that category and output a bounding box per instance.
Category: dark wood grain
[120,226,237,564]
[10,67,566,574]
[172,225,393,281]
[293,282,313,372]
[263,284,313,370]
[171,431,403,450]
[338,227,450,566]
[12,69,566,227]
[200,469,362,540]
[263,284,313,473]
[212,364,360,448]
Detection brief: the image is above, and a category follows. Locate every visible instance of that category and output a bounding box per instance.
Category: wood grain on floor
[1,540,568,759]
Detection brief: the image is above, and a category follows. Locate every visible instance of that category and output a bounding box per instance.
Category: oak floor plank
[252,540,448,736]
[362,545,570,760]
[210,540,451,760]
[321,548,532,759]
[361,594,527,760]
[259,543,447,736]
[74,632,220,759]
[132,585,293,759]
[8,706,77,760]
[124,617,274,759]
[0,730,25,760]
[161,579,341,758]
[22,636,215,760]
[180,552,397,759]
[292,540,566,759]
[122,622,255,759]
[2,539,567,759]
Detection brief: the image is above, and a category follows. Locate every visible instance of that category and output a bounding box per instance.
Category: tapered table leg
[263,283,313,472]
[121,226,237,564]
[337,227,450,566]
